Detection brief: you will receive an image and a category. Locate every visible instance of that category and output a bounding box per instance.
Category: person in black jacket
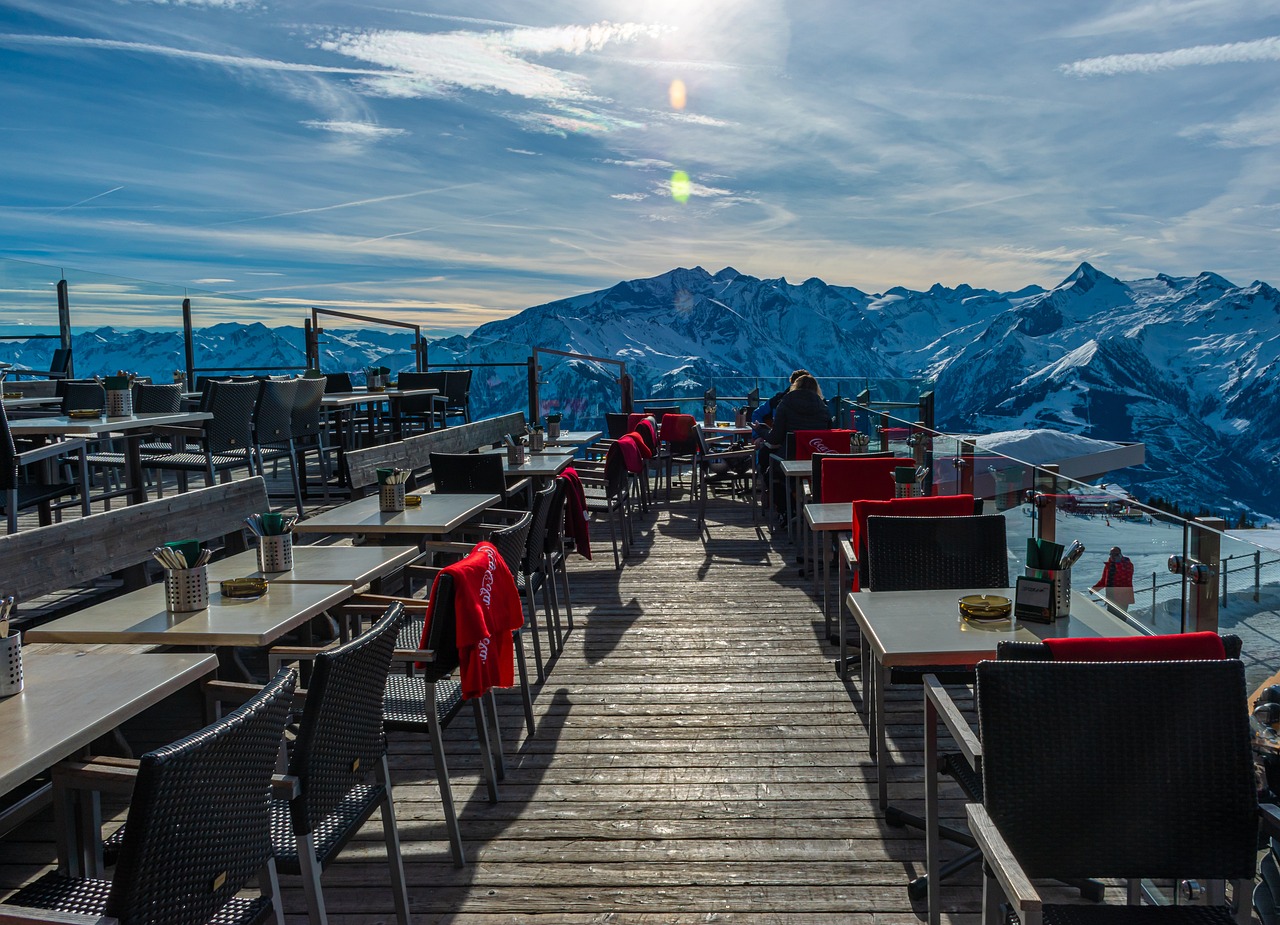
[758,375,833,521]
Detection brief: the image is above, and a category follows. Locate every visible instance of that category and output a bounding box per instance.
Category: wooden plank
[0,477,269,607]
[344,412,526,493]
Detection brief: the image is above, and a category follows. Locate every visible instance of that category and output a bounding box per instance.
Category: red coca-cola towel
[617,433,646,473]
[848,493,976,590]
[820,456,914,504]
[559,467,591,560]
[793,429,855,460]
[1044,631,1226,661]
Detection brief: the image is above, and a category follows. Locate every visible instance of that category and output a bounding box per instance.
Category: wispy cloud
[49,185,124,214]
[1063,35,1280,76]
[213,184,480,226]
[1182,105,1280,146]
[0,32,404,76]
[301,120,406,139]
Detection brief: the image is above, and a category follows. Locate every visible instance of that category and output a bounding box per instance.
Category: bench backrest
[344,413,526,496]
[0,476,269,606]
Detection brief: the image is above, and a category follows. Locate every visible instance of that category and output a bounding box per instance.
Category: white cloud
[1062,35,1280,76]
[301,119,407,139]
[506,148,541,156]
[1183,106,1280,146]
[611,192,647,201]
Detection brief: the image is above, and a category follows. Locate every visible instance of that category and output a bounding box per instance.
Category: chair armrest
[52,758,140,797]
[1262,803,1280,839]
[924,674,982,769]
[393,647,437,663]
[965,803,1042,918]
[0,905,117,924]
[838,537,857,574]
[204,678,309,712]
[16,438,87,467]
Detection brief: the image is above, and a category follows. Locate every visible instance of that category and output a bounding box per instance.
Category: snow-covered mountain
[4,263,1276,520]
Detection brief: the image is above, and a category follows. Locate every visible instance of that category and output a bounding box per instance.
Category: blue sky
[2,0,1279,333]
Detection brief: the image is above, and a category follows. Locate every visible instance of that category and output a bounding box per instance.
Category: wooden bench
[0,476,270,626]
[343,413,527,497]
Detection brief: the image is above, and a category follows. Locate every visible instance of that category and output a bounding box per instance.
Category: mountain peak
[713,267,741,282]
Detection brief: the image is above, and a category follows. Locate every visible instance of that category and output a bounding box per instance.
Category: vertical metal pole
[416,332,426,372]
[1221,554,1229,608]
[1190,517,1225,634]
[959,439,975,498]
[304,317,315,370]
[181,299,194,389]
[1257,550,1262,603]
[620,368,633,414]
[878,412,890,452]
[527,356,539,426]
[56,279,73,370]
[918,390,934,432]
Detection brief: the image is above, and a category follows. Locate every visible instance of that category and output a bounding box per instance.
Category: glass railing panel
[532,349,622,431]
[1217,530,1280,688]
[429,336,530,424]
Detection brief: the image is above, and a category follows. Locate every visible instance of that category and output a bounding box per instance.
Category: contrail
[49,185,124,214]
[211,183,482,227]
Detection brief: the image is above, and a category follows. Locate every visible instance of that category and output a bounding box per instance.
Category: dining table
[543,429,602,451]
[292,491,499,539]
[9,411,213,505]
[776,457,812,543]
[0,647,218,875]
[802,501,852,633]
[206,542,419,589]
[845,586,1139,811]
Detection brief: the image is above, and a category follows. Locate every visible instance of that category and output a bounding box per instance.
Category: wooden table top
[0,648,217,795]
[481,448,574,477]
[846,587,1138,668]
[8,411,212,436]
[544,430,602,447]
[1,396,60,410]
[24,581,353,648]
[293,492,499,536]
[207,543,419,584]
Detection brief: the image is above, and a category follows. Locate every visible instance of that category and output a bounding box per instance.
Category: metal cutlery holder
[165,565,210,613]
[530,430,545,452]
[547,421,561,439]
[507,444,527,466]
[1025,566,1071,618]
[257,533,294,572]
[0,632,22,697]
[379,482,406,512]
[105,389,133,418]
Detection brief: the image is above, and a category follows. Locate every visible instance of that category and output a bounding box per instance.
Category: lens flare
[669,78,687,110]
[670,170,691,204]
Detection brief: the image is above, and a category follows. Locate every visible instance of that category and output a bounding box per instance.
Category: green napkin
[165,539,202,569]
[260,512,285,536]
[104,375,130,390]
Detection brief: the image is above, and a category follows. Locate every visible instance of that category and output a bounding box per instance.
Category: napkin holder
[507,443,527,466]
[165,565,209,613]
[379,481,406,512]
[258,532,294,572]
[105,388,133,418]
[1025,565,1071,618]
[0,631,22,697]
[1015,573,1056,624]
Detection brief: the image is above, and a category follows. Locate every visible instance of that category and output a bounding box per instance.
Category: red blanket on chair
[1044,632,1226,661]
[419,542,524,699]
[793,429,855,460]
[849,494,976,590]
[559,467,592,560]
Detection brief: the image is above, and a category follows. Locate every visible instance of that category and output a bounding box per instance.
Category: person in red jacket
[1092,546,1135,611]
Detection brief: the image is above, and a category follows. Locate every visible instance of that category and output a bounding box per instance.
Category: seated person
[757,374,833,518]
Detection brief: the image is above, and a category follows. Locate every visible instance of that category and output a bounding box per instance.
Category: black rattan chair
[970,657,1260,925]
[430,450,518,506]
[864,513,1008,593]
[693,423,756,532]
[0,400,89,534]
[396,371,448,433]
[577,441,631,569]
[442,369,472,424]
[291,375,333,503]
[252,377,304,514]
[143,379,259,492]
[483,509,538,733]
[56,380,105,414]
[605,412,631,439]
[381,573,505,867]
[0,668,297,925]
[271,603,410,925]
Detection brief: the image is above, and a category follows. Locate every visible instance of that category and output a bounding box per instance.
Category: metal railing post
[1035,465,1059,544]
[181,299,194,389]
[621,371,633,413]
[527,356,539,425]
[1257,550,1262,603]
[56,279,73,376]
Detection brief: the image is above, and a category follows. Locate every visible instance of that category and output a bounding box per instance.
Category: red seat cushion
[849,494,976,590]
[1044,631,1227,661]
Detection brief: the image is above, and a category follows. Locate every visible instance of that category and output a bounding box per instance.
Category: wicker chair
[430,450,522,507]
[442,369,472,424]
[56,379,105,414]
[143,379,259,492]
[380,572,506,867]
[693,423,756,532]
[291,375,332,503]
[577,441,632,569]
[919,632,1242,924]
[270,603,410,925]
[397,371,448,433]
[970,657,1262,925]
[0,668,297,925]
[252,378,303,514]
[0,400,89,534]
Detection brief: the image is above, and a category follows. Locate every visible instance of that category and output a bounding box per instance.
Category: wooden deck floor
[1,484,983,924]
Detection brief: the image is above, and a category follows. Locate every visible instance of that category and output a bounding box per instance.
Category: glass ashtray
[220,577,268,599]
[67,409,103,419]
[958,594,1012,621]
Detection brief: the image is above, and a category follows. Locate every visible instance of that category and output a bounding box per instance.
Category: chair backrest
[291,375,327,439]
[444,369,472,408]
[865,513,1008,591]
[659,413,698,452]
[48,347,72,378]
[605,412,631,439]
[57,379,105,414]
[848,493,977,589]
[133,382,182,413]
[996,631,1240,661]
[540,477,568,556]
[421,571,462,675]
[107,667,297,925]
[525,483,557,573]
[323,371,353,394]
[416,371,449,393]
[793,429,855,460]
[488,510,534,578]
[976,658,1256,881]
[287,604,402,836]
[395,371,441,415]
[252,377,298,448]
[0,402,18,491]
[820,456,915,504]
[203,380,260,455]
[430,451,506,497]
[643,405,678,426]
[603,442,629,499]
